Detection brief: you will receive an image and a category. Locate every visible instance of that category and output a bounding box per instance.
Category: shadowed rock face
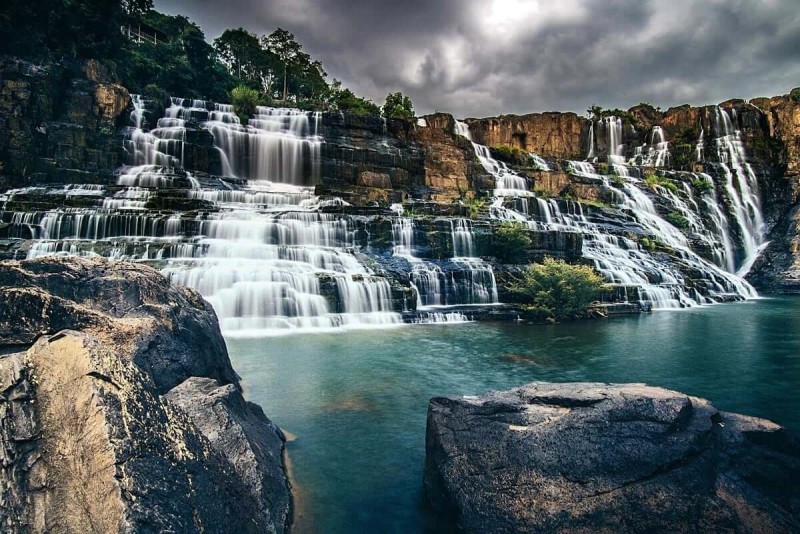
[425,382,800,533]
[0,256,235,393]
[0,257,291,533]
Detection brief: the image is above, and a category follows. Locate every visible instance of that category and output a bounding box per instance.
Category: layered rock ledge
[0,257,291,533]
[425,382,800,533]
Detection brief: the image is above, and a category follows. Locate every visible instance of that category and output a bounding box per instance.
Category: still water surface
[227,297,800,533]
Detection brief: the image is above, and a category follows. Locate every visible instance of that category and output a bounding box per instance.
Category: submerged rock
[425,382,800,533]
[0,257,291,533]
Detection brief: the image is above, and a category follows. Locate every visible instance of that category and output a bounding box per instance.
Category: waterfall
[587,122,596,160]
[514,161,759,309]
[590,117,625,164]
[712,107,766,273]
[389,216,499,309]
[205,105,322,185]
[454,120,472,141]
[9,94,407,336]
[631,126,670,167]
[3,94,770,328]
[696,125,705,162]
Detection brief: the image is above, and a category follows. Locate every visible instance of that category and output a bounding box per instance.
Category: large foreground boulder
[425,382,800,533]
[0,257,291,533]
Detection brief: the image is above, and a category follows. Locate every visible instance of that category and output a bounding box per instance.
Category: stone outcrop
[0,257,291,533]
[0,56,131,188]
[747,92,800,292]
[425,382,800,533]
[465,112,586,160]
[319,112,485,203]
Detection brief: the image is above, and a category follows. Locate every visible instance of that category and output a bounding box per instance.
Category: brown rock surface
[465,112,586,160]
[0,257,292,533]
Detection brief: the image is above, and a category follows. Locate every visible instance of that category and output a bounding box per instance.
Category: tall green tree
[214,28,277,92]
[263,28,302,102]
[383,91,415,120]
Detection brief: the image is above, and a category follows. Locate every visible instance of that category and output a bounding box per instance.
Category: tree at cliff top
[262,28,302,103]
[231,85,260,124]
[0,0,151,60]
[214,28,279,94]
[115,10,233,101]
[510,257,606,321]
[383,92,415,120]
[324,80,381,116]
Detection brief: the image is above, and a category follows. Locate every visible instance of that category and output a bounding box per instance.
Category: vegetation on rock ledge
[493,222,532,263]
[510,257,606,321]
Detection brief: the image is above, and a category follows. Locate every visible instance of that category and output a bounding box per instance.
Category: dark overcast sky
[155,0,800,118]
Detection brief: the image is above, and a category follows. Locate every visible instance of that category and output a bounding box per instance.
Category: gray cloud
[155,0,800,117]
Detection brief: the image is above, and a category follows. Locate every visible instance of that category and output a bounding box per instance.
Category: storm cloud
[156,0,800,117]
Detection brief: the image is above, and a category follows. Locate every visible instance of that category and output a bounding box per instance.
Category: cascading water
[9,95,406,335]
[509,161,758,309]
[711,106,766,273]
[589,117,625,164]
[389,215,499,309]
[454,120,537,197]
[206,105,322,185]
[631,126,670,167]
[3,99,771,327]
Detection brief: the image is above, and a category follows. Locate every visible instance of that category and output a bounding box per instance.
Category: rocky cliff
[0,257,291,533]
[425,382,800,533]
[465,112,586,160]
[747,92,800,292]
[319,112,486,203]
[0,56,130,188]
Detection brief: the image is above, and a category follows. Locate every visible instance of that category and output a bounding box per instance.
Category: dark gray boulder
[425,382,800,533]
[0,257,291,533]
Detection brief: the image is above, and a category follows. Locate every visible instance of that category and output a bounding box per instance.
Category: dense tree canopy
[0,0,386,114]
[383,92,415,120]
[214,29,277,93]
[115,11,233,101]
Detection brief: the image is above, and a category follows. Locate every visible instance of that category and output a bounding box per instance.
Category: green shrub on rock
[493,222,532,263]
[644,174,678,193]
[667,211,690,229]
[231,85,260,124]
[510,257,606,320]
[691,177,713,194]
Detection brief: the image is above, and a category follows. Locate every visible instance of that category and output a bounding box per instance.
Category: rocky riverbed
[0,256,291,533]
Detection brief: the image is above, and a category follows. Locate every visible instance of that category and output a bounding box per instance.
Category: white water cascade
[631,126,670,167]
[588,117,625,164]
[712,106,766,273]
[500,161,758,309]
[389,215,499,309]
[454,120,536,197]
[14,95,408,335]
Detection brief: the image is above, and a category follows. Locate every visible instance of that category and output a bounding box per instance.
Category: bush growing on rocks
[667,211,690,229]
[231,85,260,124]
[493,222,532,263]
[644,174,678,193]
[509,257,606,320]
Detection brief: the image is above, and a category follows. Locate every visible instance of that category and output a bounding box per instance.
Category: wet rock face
[425,382,800,533]
[0,56,130,188]
[0,257,291,533]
